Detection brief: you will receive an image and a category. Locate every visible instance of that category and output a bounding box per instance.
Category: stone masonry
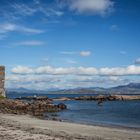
[0,66,5,97]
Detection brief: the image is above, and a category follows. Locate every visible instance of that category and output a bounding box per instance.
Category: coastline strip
[0,113,140,140]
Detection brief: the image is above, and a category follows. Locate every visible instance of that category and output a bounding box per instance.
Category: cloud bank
[8,64,140,90]
[6,74,130,90]
[11,65,140,76]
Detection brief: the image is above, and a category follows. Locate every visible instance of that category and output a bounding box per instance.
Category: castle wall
[0,66,5,97]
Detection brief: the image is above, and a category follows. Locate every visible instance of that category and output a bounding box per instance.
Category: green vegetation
[0,95,5,99]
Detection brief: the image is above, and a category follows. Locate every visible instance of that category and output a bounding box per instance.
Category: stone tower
[0,66,5,97]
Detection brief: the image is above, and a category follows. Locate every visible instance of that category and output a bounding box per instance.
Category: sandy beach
[0,114,139,140]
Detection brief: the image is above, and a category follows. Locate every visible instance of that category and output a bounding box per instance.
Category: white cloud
[9,64,140,90]
[80,51,91,57]
[110,24,119,31]
[99,65,140,76]
[6,75,60,83]
[11,65,140,76]
[35,66,76,75]
[62,0,114,16]
[135,58,140,65]
[0,23,16,33]
[19,26,44,34]
[60,51,91,57]
[0,23,44,34]
[6,74,132,90]
[12,66,34,74]
[14,41,44,46]
[60,51,77,55]
[6,74,63,90]
[78,67,98,75]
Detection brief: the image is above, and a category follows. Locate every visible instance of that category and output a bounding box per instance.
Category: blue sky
[0,0,140,89]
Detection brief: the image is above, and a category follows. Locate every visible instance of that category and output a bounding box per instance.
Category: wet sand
[0,113,140,140]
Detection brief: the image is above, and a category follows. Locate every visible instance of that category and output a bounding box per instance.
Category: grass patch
[0,95,5,99]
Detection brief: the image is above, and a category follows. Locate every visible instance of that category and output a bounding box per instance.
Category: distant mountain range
[111,83,140,90]
[6,88,47,94]
[108,83,140,94]
[6,83,140,94]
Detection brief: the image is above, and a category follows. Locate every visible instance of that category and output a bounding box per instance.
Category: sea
[6,92,140,129]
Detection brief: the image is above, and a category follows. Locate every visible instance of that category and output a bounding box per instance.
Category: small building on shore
[0,66,5,97]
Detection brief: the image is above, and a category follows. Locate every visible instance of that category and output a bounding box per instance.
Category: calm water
[56,100,140,128]
[7,92,140,128]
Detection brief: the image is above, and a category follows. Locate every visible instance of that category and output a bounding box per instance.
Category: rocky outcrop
[16,96,52,102]
[57,103,67,110]
[53,97,72,101]
[114,95,140,100]
[53,95,140,101]
[0,98,67,116]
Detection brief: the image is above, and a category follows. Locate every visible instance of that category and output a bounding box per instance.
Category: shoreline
[41,112,140,131]
[0,113,140,140]
[58,118,140,131]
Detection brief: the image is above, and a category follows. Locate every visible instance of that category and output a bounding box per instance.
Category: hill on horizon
[6,83,140,94]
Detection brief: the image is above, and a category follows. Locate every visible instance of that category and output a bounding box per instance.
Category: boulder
[57,103,67,110]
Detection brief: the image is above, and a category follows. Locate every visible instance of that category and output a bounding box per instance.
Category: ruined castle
[0,66,5,97]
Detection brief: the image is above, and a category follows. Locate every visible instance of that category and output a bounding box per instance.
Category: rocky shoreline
[16,94,140,102]
[0,97,67,117]
[52,95,140,101]
[1,94,140,118]
[0,95,140,140]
